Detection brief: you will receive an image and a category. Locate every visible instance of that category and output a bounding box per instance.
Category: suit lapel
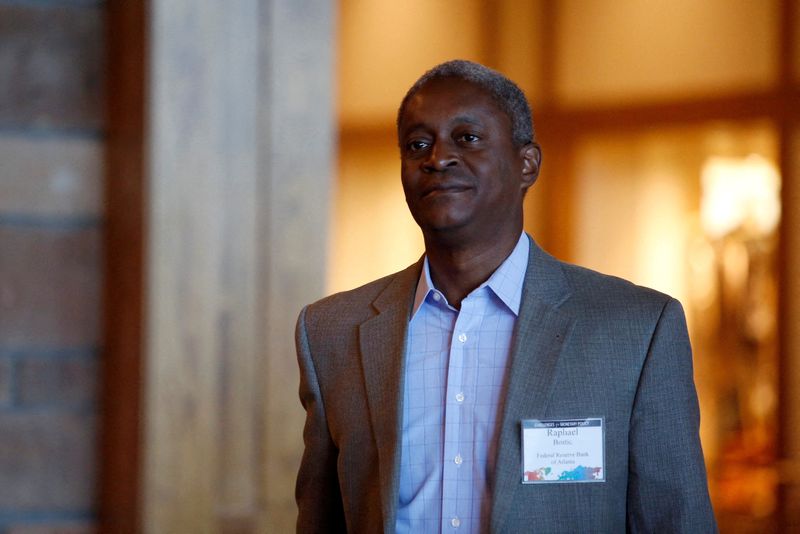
[358,261,421,533]
[491,238,575,533]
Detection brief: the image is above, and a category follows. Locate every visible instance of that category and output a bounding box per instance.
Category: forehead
[400,78,509,131]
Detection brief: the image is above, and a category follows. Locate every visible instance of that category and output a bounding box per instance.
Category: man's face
[398,78,538,243]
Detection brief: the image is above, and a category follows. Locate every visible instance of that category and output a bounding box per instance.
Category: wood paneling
[338,0,486,128]
[554,0,780,105]
[794,0,800,81]
[494,0,546,103]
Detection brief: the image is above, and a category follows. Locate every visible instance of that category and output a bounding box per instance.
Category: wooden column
[778,0,799,528]
[103,0,334,532]
[101,0,146,531]
[143,0,334,531]
[780,126,800,531]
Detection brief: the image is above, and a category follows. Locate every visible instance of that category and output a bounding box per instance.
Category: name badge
[521,418,605,483]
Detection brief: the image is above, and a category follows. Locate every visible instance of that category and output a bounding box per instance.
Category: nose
[422,141,458,173]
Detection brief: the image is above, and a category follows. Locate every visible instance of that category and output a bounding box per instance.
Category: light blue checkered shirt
[396,234,529,534]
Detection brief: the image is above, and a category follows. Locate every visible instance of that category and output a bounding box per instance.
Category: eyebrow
[450,115,484,127]
[401,115,485,136]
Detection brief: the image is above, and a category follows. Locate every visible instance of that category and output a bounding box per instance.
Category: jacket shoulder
[556,258,676,318]
[301,262,420,331]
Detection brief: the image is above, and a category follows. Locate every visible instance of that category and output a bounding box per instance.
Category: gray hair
[397,59,535,147]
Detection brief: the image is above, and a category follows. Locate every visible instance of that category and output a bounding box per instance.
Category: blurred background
[0,0,798,532]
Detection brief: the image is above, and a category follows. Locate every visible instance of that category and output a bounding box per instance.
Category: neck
[424,227,522,309]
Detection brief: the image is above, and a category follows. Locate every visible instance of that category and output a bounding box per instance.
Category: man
[295,60,716,533]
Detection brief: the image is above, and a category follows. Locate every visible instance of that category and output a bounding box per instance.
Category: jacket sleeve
[626,298,718,533]
[295,306,347,533]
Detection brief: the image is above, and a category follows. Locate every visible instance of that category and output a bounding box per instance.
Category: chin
[414,212,468,232]
[411,205,472,230]
[418,219,475,243]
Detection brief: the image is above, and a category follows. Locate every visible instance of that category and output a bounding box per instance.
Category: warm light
[700,154,781,239]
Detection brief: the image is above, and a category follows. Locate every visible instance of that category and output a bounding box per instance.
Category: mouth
[421,183,473,199]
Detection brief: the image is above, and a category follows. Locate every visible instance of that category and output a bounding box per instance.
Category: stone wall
[0,2,105,532]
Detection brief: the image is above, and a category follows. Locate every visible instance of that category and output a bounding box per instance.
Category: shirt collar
[411,233,529,319]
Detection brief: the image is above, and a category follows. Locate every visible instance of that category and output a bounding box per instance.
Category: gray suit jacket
[295,237,717,533]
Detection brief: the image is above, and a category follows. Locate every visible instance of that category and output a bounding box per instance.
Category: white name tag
[521,418,605,483]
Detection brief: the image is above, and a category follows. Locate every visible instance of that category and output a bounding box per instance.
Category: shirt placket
[441,296,480,532]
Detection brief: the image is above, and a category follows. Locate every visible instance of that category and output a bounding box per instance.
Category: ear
[519,142,541,192]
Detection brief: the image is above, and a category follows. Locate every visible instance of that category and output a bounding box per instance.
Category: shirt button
[432,293,441,301]
[455,392,465,403]
[451,517,461,528]
[458,333,467,343]
[454,454,463,465]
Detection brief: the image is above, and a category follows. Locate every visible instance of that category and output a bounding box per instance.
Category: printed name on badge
[520,418,605,483]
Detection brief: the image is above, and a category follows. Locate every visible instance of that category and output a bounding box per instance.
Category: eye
[458,133,481,143]
[406,139,430,153]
